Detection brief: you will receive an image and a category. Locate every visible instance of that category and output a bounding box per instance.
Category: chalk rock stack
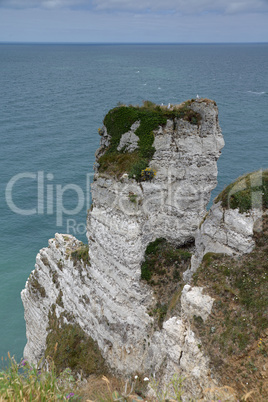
[22,100,234,400]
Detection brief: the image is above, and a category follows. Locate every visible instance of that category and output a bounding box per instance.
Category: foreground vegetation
[1,354,266,401]
[0,354,187,401]
[0,354,77,401]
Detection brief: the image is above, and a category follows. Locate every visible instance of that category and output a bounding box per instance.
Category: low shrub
[71,244,90,266]
[142,238,192,328]
[46,313,108,377]
[142,238,191,281]
[140,167,156,181]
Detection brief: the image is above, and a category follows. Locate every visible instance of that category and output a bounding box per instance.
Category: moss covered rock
[215,169,268,213]
[97,100,201,180]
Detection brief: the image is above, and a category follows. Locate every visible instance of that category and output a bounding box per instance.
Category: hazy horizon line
[1,41,268,45]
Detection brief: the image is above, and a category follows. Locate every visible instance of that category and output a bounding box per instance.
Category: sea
[0,43,267,364]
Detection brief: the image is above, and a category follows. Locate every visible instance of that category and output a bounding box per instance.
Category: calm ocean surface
[0,43,267,362]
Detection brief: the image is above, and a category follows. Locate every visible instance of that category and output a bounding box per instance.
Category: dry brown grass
[78,375,125,401]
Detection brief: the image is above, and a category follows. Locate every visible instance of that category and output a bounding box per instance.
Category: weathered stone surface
[181,284,214,321]
[185,202,263,280]
[22,100,226,400]
[117,121,140,152]
[95,126,111,165]
[146,316,212,401]
[93,100,224,247]
[21,233,84,363]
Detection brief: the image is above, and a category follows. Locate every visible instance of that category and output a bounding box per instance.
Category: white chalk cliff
[21,99,242,400]
[186,171,264,280]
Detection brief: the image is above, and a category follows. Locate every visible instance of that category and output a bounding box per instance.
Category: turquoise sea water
[0,43,267,362]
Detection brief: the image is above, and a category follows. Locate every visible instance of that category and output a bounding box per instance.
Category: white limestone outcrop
[117,121,140,152]
[186,202,263,280]
[21,100,228,400]
[181,284,214,321]
[21,232,153,372]
[91,100,224,247]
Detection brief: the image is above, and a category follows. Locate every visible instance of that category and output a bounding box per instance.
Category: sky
[0,0,268,43]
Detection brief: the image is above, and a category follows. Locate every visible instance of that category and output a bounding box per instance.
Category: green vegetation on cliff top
[215,169,268,213]
[98,100,201,180]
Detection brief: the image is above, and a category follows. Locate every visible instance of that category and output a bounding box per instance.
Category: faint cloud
[41,0,88,8]
[225,1,265,14]
[0,0,86,9]
[0,0,268,14]
[93,0,268,15]
[0,0,36,7]
[43,0,63,8]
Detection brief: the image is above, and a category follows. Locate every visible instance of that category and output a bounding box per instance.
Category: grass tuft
[46,308,108,378]
[28,274,46,298]
[0,354,78,401]
[71,244,90,267]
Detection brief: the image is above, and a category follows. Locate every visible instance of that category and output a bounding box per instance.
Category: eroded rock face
[117,120,140,152]
[181,284,214,321]
[21,233,156,371]
[21,234,85,363]
[186,203,263,280]
[85,100,223,379]
[22,100,226,400]
[21,231,219,399]
[92,100,224,247]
